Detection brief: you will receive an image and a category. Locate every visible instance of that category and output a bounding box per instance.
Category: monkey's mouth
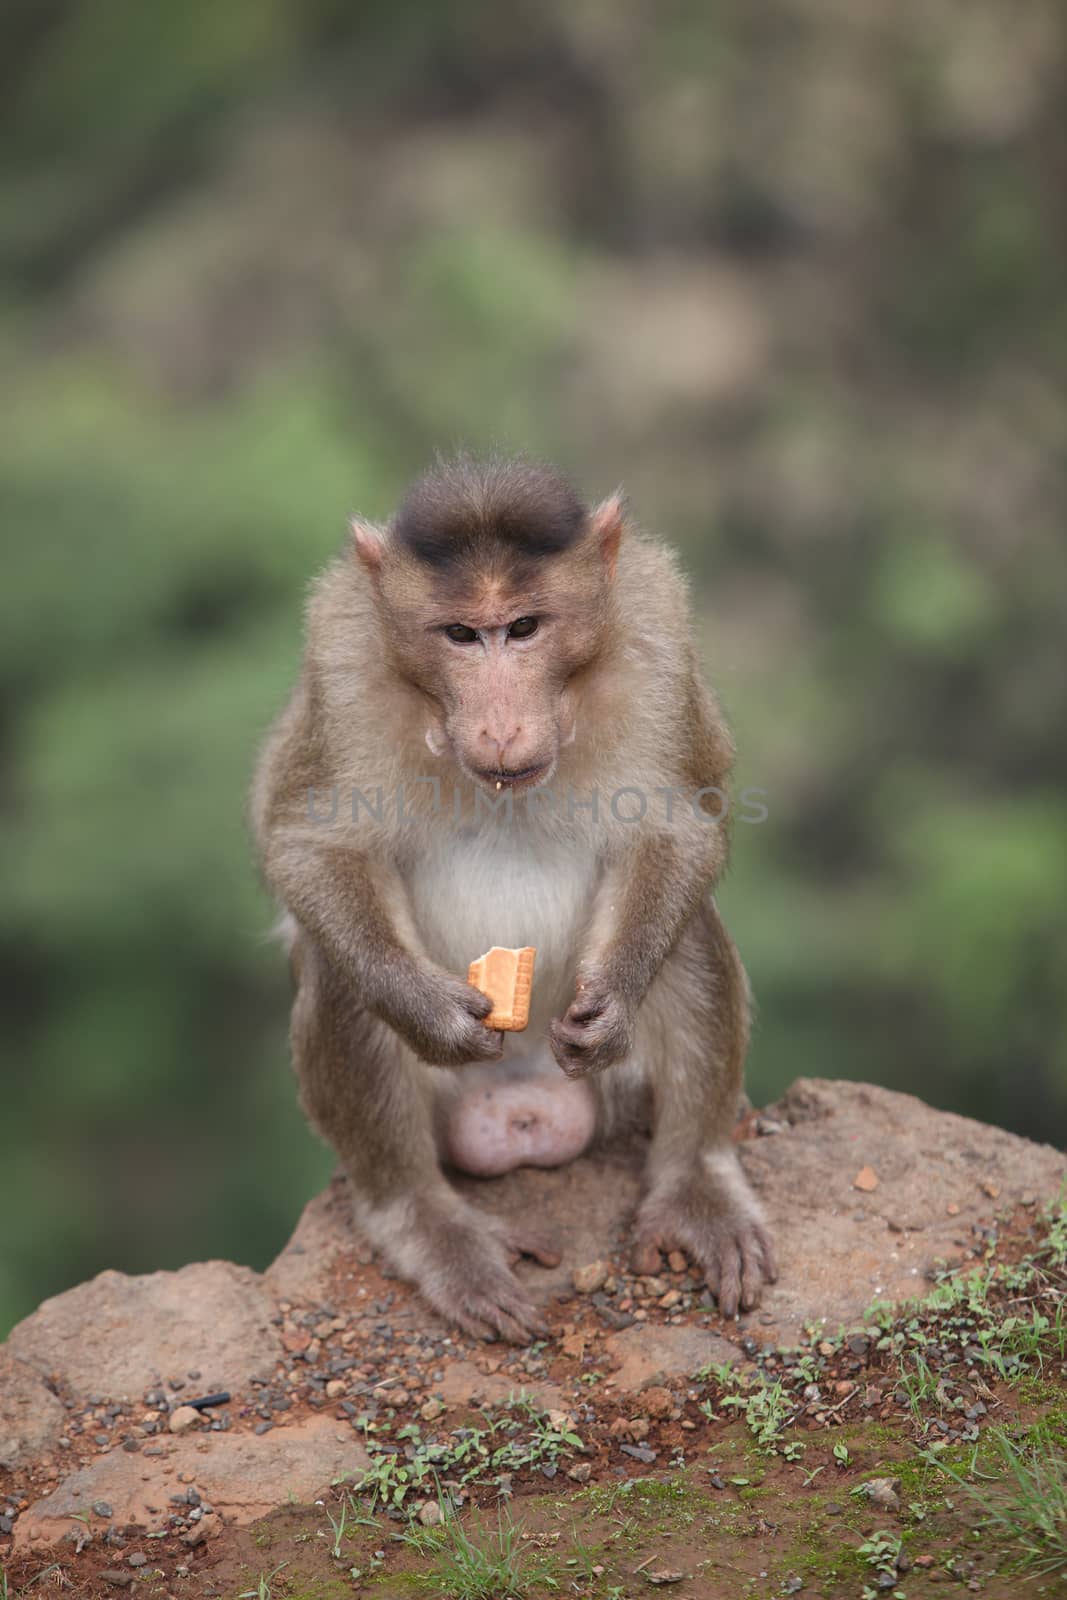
[471,762,551,792]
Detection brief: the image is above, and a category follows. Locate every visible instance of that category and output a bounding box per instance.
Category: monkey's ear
[591,491,626,580]
[350,518,386,572]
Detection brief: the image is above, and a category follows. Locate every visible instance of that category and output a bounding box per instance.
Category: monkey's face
[380,549,610,793]
[351,478,625,793]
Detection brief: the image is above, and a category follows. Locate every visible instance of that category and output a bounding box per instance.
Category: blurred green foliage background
[1,0,1065,1338]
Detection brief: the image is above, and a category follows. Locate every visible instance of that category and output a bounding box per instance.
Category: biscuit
[467,946,536,1031]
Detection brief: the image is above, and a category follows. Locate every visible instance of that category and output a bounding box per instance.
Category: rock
[667,1251,687,1274]
[572,1261,610,1295]
[13,1414,368,1550]
[168,1406,201,1434]
[264,1171,370,1301]
[4,1073,1064,1551]
[567,1462,592,1483]
[252,1084,1062,1347]
[605,1325,738,1392]
[620,1442,657,1464]
[126,1553,147,1568]
[0,1351,66,1469]
[641,1386,674,1420]
[740,1079,1064,1344]
[853,1166,879,1192]
[434,1361,567,1414]
[417,1500,442,1528]
[181,1512,219,1546]
[7,1262,282,1402]
[99,1571,131,1587]
[858,1476,901,1512]
[609,1416,649,1442]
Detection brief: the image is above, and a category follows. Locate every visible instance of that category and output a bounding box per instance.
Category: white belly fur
[405,826,598,1066]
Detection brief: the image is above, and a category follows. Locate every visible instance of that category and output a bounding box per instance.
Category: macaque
[251,456,776,1340]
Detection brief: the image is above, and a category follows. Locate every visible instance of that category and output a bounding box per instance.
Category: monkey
[250,455,776,1342]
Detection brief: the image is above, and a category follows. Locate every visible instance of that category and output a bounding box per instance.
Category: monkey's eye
[444,624,478,644]
[508,616,539,639]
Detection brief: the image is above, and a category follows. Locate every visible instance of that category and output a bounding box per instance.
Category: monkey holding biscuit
[251,456,776,1340]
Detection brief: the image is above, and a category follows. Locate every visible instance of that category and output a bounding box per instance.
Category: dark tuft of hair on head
[392,456,588,570]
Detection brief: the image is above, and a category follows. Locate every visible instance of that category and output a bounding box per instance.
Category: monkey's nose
[482,727,521,766]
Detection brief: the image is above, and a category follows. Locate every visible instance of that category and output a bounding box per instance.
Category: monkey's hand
[549,971,635,1078]
[380,967,506,1068]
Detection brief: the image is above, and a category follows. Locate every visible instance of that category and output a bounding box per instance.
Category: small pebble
[620,1442,657,1464]
[127,1553,148,1568]
[572,1260,610,1295]
[93,1502,114,1519]
[169,1405,201,1434]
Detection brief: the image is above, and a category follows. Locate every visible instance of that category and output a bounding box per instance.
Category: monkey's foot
[445,1077,596,1177]
[632,1159,777,1318]
[396,1200,560,1343]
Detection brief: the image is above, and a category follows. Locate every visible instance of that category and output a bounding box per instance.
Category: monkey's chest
[404,829,598,1031]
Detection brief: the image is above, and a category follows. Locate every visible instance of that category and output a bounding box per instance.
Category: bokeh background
[2,0,1065,1339]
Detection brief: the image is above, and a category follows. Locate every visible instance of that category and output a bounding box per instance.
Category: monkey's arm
[264,834,503,1067]
[549,822,722,1077]
[551,659,732,1077]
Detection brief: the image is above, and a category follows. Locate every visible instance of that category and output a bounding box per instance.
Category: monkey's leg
[630,902,777,1317]
[291,937,556,1342]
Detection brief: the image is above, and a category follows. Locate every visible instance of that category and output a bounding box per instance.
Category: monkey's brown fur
[251,456,776,1341]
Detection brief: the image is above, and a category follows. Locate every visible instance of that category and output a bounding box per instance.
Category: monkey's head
[352,458,624,792]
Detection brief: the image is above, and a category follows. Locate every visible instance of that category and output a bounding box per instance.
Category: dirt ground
[3,1202,1065,1599]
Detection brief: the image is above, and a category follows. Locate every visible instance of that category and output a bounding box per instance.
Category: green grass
[237,1562,289,1600]
[933,1426,1067,1578]
[348,1394,582,1512]
[409,1500,557,1600]
[720,1375,796,1450]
